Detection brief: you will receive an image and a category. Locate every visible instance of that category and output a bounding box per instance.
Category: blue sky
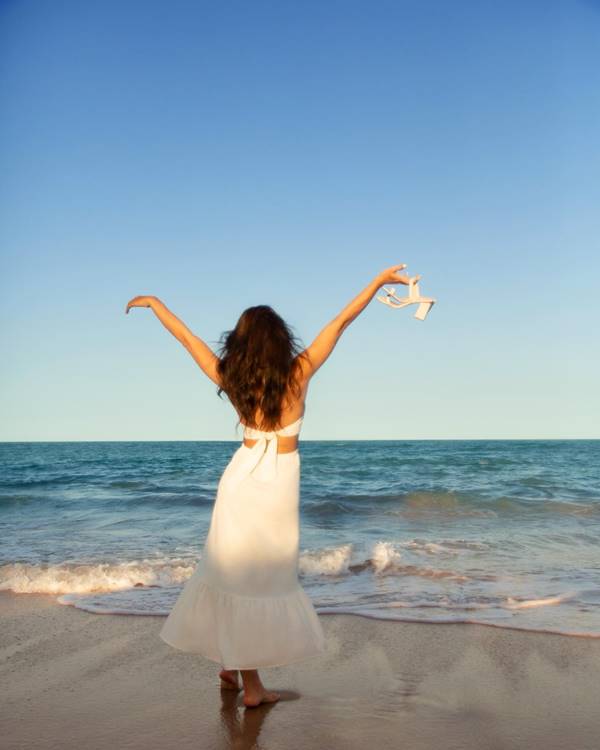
[1,0,599,440]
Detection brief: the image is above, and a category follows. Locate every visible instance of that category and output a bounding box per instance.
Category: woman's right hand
[376,264,413,286]
[125,295,156,314]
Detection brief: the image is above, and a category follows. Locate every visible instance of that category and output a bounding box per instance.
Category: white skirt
[159,444,326,669]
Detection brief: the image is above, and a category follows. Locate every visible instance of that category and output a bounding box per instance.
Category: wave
[0,490,216,508]
[2,483,599,516]
[384,492,600,518]
[300,491,600,519]
[298,540,481,581]
[0,559,197,594]
[298,543,353,575]
[4,542,591,638]
[0,539,484,595]
[503,592,577,609]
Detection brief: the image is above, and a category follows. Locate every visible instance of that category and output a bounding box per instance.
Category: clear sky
[1,0,598,441]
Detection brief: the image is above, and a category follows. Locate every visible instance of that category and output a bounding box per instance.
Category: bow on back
[237,427,281,483]
[232,416,303,487]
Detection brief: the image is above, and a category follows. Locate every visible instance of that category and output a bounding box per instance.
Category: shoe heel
[414,301,434,320]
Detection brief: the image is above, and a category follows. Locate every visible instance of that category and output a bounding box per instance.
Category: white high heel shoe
[377,275,436,320]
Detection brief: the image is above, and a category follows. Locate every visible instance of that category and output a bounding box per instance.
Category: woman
[125,263,410,707]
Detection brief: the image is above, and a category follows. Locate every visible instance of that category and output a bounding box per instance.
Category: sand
[1,591,599,750]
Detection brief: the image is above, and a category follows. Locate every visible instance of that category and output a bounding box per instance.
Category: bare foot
[219,668,240,690]
[243,688,281,708]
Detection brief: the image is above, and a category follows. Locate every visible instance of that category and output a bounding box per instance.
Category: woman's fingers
[378,264,408,285]
[388,263,407,274]
[125,297,141,314]
[125,295,154,313]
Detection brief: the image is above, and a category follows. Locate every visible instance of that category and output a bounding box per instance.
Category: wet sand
[2,591,599,750]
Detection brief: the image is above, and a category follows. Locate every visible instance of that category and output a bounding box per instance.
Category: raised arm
[125,295,221,386]
[297,264,411,380]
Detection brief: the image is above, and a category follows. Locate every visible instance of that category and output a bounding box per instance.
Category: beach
[2,591,599,750]
[4,0,600,745]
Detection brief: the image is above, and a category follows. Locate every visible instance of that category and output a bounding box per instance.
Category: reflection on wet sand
[2,594,599,750]
[218,689,299,749]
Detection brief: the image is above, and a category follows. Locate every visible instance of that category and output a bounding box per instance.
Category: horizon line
[1,438,598,444]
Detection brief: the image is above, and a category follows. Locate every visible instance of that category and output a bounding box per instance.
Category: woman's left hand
[125,295,156,314]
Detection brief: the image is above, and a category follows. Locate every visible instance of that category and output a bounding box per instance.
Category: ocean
[1,440,599,637]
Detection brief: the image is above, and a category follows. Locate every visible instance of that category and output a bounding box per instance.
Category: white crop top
[242,414,304,439]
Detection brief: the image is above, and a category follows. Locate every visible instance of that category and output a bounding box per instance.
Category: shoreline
[52,593,600,639]
[3,590,600,749]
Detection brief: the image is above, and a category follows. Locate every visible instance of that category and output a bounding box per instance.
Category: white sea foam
[2,548,595,639]
[371,541,403,573]
[0,540,475,594]
[299,544,353,575]
[503,592,578,609]
[398,538,488,555]
[314,607,600,637]
[0,559,196,595]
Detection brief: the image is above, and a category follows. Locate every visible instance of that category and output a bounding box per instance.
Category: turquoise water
[1,440,599,636]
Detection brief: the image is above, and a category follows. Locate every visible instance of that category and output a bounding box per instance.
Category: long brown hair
[216,305,309,431]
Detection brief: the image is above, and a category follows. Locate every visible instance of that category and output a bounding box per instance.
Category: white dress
[159,415,326,669]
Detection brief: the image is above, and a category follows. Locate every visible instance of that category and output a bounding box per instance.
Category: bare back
[239,365,311,454]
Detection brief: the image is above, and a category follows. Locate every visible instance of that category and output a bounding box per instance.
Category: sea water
[1,440,599,637]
